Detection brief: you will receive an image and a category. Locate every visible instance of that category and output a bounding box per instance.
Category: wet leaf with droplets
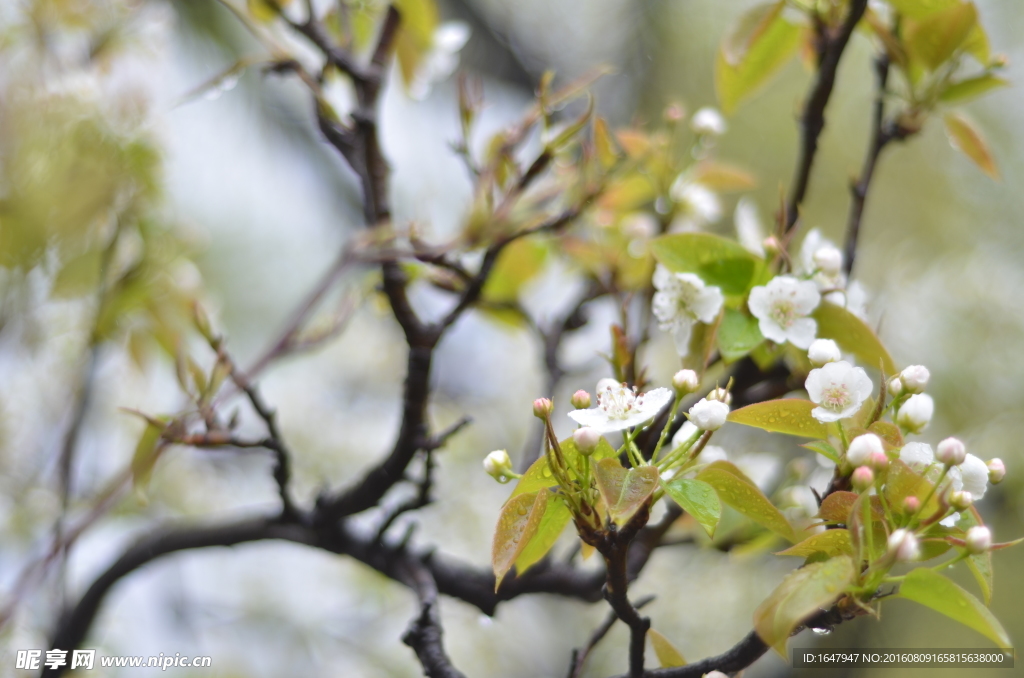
[492,489,549,589]
[776,529,853,559]
[697,460,795,541]
[594,459,660,527]
[662,477,721,537]
[754,555,856,654]
[513,494,572,576]
[896,568,1010,648]
[728,399,828,439]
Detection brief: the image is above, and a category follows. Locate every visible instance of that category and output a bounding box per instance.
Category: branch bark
[785,0,869,232]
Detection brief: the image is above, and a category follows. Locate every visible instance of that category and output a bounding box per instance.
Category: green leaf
[718,308,764,363]
[888,0,959,19]
[697,461,795,541]
[593,459,660,527]
[905,2,977,70]
[651,233,762,296]
[813,302,897,375]
[663,477,721,537]
[800,440,840,464]
[648,629,687,668]
[514,494,572,575]
[817,491,884,524]
[944,112,1000,179]
[727,399,828,439]
[130,422,165,492]
[511,436,616,499]
[52,249,102,298]
[481,238,548,304]
[884,460,940,517]
[776,529,854,559]
[715,1,801,115]
[940,74,1009,104]
[492,489,550,589]
[754,556,856,653]
[958,507,993,604]
[897,568,1010,648]
[394,0,440,88]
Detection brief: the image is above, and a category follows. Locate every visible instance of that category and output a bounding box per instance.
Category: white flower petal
[786,317,818,349]
[960,453,989,499]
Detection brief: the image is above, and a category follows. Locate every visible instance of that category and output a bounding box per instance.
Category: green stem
[651,392,684,462]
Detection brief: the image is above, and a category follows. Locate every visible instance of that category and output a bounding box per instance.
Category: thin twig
[568,595,655,678]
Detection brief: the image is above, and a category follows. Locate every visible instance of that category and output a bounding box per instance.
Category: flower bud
[533,398,554,419]
[663,103,686,123]
[949,490,973,512]
[807,339,841,367]
[672,369,700,395]
[707,387,732,405]
[888,528,921,562]
[573,426,601,455]
[868,451,889,472]
[987,458,1006,484]
[851,466,874,491]
[887,377,903,397]
[900,365,930,393]
[936,437,967,466]
[812,246,843,276]
[965,526,993,554]
[762,236,781,256]
[688,398,729,431]
[897,393,934,433]
[847,433,884,466]
[902,496,920,515]
[483,450,513,482]
[690,107,726,136]
[570,390,592,410]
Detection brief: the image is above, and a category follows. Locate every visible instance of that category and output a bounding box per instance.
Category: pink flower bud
[868,451,889,472]
[900,364,930,394]
[902,496,920,515]
[533,398,553,419]
[570,390,592,410]
[888,528,921,562]
[573,427,601,455]
[936,437,967,466]
[965,526,992,554]
[851,466,874,492]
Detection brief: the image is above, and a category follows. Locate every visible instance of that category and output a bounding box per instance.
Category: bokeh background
[2,0,1024,676]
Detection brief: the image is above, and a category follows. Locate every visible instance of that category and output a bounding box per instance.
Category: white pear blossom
[808,338,841,366]
[748,276,821,348]
[899,442,965,496]
[799,228,847,291]
[900,365,930,393]
[652,265,724,356]
[688,398,730,431]
[409,22,471,100]
[734,197,765,256]
[690,107,727,136]
[897,393,934,433]
[847,433,884,466]
[805,360,873,423]
[568,384,673,434]
[960,453,990,499]
[669,178,722,224]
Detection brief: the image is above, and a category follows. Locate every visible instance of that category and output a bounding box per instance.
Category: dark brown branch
[843,50,913,276]
[785,0,869,232]
[400,560,467,678]
[568,596,655,678]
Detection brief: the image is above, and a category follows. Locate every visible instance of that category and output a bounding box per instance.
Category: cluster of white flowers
[899,439,992,501]
[797,229,868,319]
[748,276,821,348]
[568,380,674,433]
[652,264,724,357]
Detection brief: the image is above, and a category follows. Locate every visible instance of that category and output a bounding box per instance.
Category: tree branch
[785,0,869,232]
[568,595,655,678]
[400,560,468,678]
